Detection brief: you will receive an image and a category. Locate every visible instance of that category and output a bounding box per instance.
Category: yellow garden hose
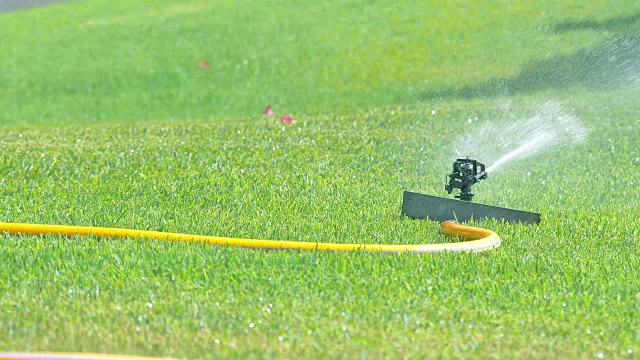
[0,221,500,253]
[0,221,499,360]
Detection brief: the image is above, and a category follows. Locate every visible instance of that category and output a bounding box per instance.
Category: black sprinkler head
[445,157,488,201]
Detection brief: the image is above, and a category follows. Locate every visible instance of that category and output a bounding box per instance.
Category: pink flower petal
[280,115,293,124]
[198,60,210,70]
[264,105,274,116]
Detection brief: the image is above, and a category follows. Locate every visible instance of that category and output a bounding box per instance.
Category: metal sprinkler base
[401,191,541,224]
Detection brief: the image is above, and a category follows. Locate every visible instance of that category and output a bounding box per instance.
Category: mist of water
[455,101,589,173]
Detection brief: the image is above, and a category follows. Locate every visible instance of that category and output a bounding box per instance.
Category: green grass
[1,0,640,358]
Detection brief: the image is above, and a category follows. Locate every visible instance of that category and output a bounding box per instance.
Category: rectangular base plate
[402,191,540,224]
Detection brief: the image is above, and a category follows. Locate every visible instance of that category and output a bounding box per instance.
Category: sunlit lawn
[0,0,639,358]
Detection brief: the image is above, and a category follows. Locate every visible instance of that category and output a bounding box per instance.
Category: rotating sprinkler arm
[474,169,487,182]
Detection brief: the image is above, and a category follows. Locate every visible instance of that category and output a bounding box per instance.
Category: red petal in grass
[199,60,210,70]
[280,115,293,123]
[265,105,275,116]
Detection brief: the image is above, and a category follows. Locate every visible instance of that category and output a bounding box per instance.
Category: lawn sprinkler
[402,157,541,224]
[444,157,488,201]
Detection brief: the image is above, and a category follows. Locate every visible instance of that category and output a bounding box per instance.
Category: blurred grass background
[1,0,639,123]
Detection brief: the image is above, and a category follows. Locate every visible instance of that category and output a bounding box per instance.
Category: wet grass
[1,0,639,358]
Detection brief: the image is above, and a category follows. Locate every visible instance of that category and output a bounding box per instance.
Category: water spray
[456,101,589,174]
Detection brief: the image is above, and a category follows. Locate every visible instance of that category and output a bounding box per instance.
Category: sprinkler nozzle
[444,157,487,201]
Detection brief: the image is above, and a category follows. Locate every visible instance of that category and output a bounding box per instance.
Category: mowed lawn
[0,0,639,358]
